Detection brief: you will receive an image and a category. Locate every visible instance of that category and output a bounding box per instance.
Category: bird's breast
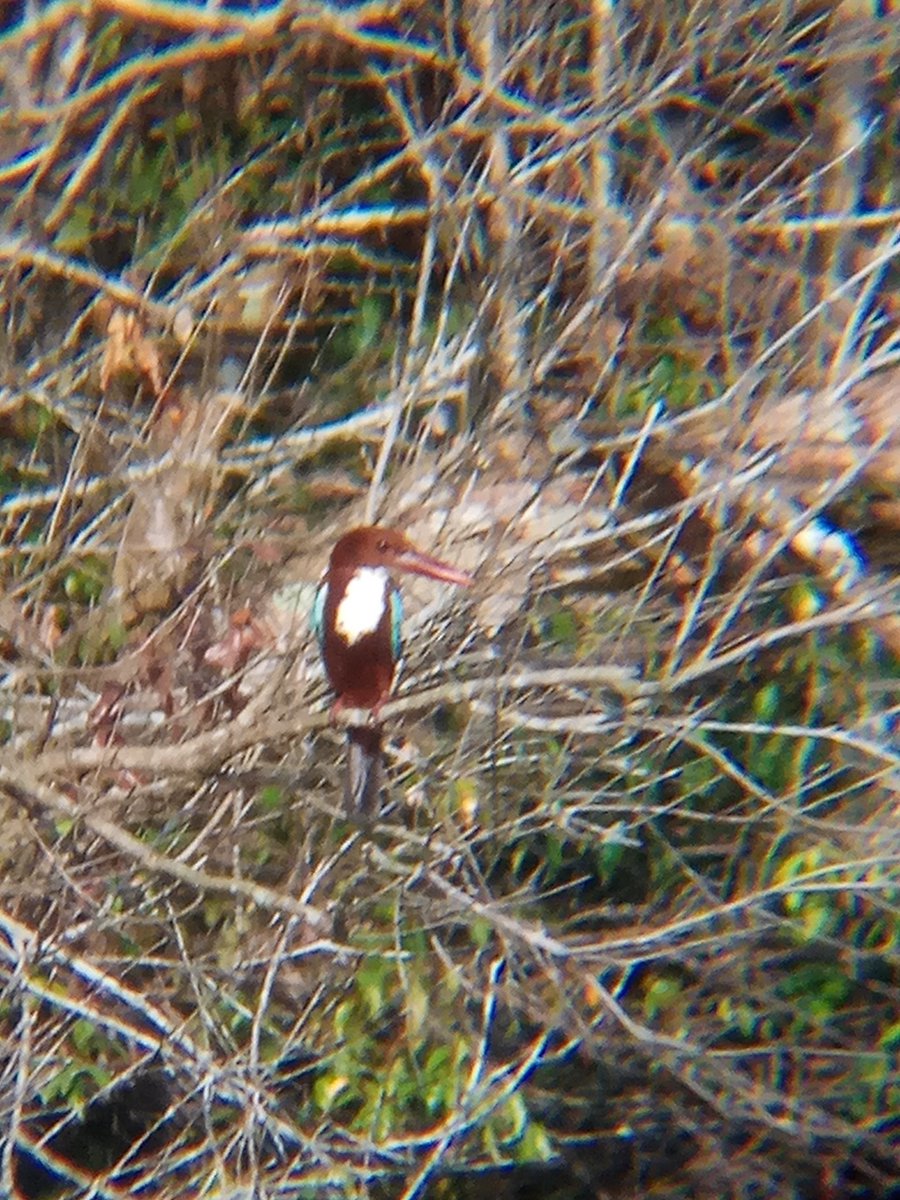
[316,567,400,709]
[334,567,389,645]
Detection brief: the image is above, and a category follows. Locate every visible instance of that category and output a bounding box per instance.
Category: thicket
[0,1,897,1197]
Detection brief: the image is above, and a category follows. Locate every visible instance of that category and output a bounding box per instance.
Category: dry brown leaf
[100,307,164,399]
[204,606,271,674]
[38,604,65,653]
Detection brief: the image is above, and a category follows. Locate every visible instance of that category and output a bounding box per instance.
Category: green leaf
[54,203,95,253]
[356,954,392,1019]
[643,974,683,1022]
[753,681,779,722]
[469,916,492,949]
[517,1118,555,1163]
[72,1019,97,1055]
[314,1071,351,1112]
[257,785,284,812]
[353,294,387,354]
[63,556,107,604]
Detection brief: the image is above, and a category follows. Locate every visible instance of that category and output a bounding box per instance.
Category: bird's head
[329,525,473,587]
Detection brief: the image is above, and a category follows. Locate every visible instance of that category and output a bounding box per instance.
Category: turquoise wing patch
[389,587,403,662]
[311,582,327,652]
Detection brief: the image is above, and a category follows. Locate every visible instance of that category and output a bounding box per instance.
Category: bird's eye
[376,538,389,553]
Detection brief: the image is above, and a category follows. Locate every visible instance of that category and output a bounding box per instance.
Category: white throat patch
[335,567,388,645]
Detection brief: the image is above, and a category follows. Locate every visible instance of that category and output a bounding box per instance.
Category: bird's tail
[345,726,383,818]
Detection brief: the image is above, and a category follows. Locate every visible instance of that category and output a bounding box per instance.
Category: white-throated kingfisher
[313,525,473,815]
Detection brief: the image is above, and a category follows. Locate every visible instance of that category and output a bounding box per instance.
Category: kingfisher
[312,525,473,815]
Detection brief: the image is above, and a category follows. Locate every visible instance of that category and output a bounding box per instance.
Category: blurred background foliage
[0,0,897,1197]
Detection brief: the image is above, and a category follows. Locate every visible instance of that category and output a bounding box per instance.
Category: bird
[312,525,473,816]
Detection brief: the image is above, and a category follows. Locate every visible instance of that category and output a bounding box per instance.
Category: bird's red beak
[393,545,473,588]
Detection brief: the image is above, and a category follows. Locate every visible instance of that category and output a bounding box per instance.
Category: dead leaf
[38,604,65,653]
[204,606,271,674]
[88,682,126,748]
[101,308,164,399]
